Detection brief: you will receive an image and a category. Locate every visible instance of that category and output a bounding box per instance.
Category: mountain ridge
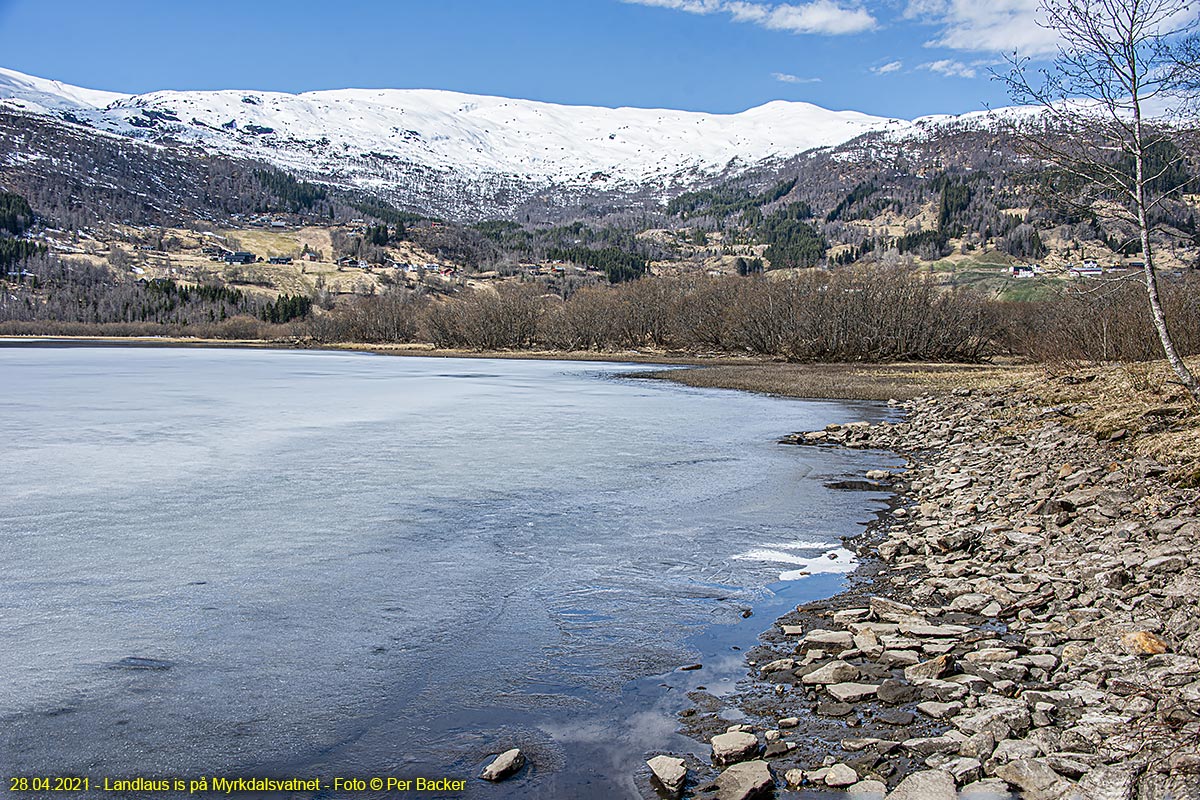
[0,66,1023,220]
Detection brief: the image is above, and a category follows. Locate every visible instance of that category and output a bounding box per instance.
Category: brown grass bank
[632,361,1034,402]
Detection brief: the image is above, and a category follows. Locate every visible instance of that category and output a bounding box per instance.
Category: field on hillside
[41,224,457,300]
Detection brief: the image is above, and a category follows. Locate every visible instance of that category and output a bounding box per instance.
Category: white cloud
[773,72,822,83]
[623,0,876,35]
[624,0,727,11]
[870,60,904,74]
[917,59,977,78]
[928,0,1059,56]
[763,1,877,34]
[902,0,948,20]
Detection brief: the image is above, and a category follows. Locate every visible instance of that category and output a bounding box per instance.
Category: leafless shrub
[420,282,545,350]
[541,286,620,350]
[307,290,428,343]
[1007,274,1200,361]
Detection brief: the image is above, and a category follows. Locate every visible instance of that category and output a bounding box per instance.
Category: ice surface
[0,346,896,797]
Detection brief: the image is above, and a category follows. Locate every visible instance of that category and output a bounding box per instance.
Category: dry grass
[1018,357,1200,480]
[647,356,1200,482]
[635,361,1034,401]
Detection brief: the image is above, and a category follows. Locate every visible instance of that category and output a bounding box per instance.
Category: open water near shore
[0,344,897,798]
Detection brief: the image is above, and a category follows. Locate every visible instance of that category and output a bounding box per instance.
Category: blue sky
[0,0,1056,118]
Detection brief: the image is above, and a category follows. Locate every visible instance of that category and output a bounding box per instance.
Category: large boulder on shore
[715,760,773,800]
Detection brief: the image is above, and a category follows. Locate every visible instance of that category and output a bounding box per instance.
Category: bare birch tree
[1004,0,1200,400]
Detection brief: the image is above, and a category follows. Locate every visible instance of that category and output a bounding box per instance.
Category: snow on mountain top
[0,67,1027,218]
[0,67,130,112]
[0,67,916,182]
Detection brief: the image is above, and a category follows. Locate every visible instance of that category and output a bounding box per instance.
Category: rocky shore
[651,379,1200,799]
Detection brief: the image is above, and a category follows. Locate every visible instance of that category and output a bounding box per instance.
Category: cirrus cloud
[622,0,877,35]
[917,58,977,78]
[773,72,822,83]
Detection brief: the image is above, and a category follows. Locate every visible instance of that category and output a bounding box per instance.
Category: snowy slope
[0,67,1027,218]
[0,67,909,184]
[0,68,130,112]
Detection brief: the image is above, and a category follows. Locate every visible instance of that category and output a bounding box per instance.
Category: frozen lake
[0,345,895,798]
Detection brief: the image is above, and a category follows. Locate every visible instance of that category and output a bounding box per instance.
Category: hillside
[1,66,1197,364]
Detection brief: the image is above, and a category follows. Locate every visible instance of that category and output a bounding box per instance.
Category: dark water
[0,345,897,798]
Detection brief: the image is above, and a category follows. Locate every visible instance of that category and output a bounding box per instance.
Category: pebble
[480,749,525,782]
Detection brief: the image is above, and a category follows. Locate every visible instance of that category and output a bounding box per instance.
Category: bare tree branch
[1001,0,1200,399]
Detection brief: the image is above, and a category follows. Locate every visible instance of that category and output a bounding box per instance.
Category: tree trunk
[1138,247,1197,401]
[1133,99,1200,402]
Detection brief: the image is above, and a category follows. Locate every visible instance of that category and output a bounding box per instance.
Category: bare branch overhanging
[1000,0,1200,398]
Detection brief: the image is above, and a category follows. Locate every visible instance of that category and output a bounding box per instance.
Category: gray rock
[711,731,759,765]
[841,737,882,752]
[825,763,859,787]
[949,593,992,612]
[884,769,957,800]
[647,755,687,795]
[964,648,1020,663]
[763,741,793,758]
[715,760,773,800]
[1142,555,1186,573]
[900,623,973,637]
[877,709,916,725]
[905,654,954,681]
[952,705,1031,738]
[870,596,925,623]
[481,748,525,781]
[848,778,888,797]
[827,682,879,702]
[1069,763,1141,800]
[960,777,1012,798]
[989,738,1042,765]
[900,735,963,756]
[801,659,860,685]
[916,678,969,702]
[959,731,997,759]
[817,700,855,716]
[940,756,983,784]
[759,658,795,674]
[1044,754,1091,780]
[834,608,873,624]
[804,629,855,648]
[880,649,921,667]
[877,679,919,705]
[994,759,1073,800]
[917,700,962,719]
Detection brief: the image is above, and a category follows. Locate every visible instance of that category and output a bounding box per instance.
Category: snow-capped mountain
[0,67,1011,218]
